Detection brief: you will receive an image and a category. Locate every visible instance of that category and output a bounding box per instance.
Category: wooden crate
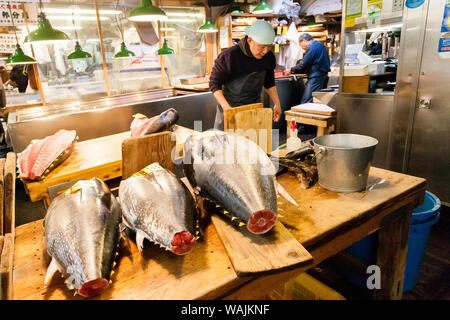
[0,152,16,300]
[342,76,370,93]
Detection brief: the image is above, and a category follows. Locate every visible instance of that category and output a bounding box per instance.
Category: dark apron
[214,70,266,130]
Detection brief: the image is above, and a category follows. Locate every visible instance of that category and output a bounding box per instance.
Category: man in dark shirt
[8,65,29,93]
[209,20,282,130]
[285,33,331,103]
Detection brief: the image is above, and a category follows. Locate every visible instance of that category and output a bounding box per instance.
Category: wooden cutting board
[181,176,313,277]
[211,213,313,277]
[291,103,337,116]
[121,131,176,180]
[233,108,273,154]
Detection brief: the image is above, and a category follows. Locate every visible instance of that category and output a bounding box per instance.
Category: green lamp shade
[24,13,70,44]
[68,42,92,60]
[114,42,136,59]
[129,0,168,22]
[6,44,36,65]
[253,1,273,14]
[157,40,174,55]
[197,19,218,33]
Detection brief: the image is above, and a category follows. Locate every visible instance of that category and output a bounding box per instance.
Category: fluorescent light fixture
[299,24,324,31]
[160,27,175,31]
[46,15,108,21]
[43,8,122,15]
[167,18,196,23]
[353,23,403,33]
[165,12,203,17]
[20,25,82,34]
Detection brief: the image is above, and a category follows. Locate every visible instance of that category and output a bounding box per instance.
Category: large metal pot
[313,134,378,192]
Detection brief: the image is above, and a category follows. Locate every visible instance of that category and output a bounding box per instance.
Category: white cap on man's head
[245,20,275,45]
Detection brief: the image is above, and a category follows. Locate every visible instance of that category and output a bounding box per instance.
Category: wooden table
[173,83,210,93]
[12,166,425,300]
[285,110,336,137]
[24,126,195,204]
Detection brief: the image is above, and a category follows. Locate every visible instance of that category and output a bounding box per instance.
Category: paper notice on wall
[438,2,450,57]
[367,0,383,27]
[0,2,24,26]
[0,33,24,53]
[346,0,362,18]
[392,0,404,12]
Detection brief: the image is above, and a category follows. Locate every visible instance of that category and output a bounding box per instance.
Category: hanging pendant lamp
[157,39,174,55]
[24,12,70,44]
[7,44,36,65]
[6,2,36,65]
[67,2,91,60]
[129,0,167,22]
[114,42,136,59]
[197,18,218,33]
[253,1,273,14]
[114,0,136,59]
[68,41,92,59]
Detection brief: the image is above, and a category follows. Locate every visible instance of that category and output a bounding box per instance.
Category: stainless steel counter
[7,91,217,153]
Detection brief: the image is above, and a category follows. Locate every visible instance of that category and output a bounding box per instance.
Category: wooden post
[94,0,111,96]
[23,4,46,106]
[154,0,167,88]
[374,203,413,300]
[4,153,15,235]
[0,158,5,235]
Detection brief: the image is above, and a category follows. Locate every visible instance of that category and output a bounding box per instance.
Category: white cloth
[284,22,303,69]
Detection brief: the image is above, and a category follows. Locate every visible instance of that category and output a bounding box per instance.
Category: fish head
[170,231,196,255]
[162,108,180,126]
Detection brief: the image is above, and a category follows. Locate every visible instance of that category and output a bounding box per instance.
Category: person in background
[209,20,282,130]
[285,33,331,104]
[5,65,29,93]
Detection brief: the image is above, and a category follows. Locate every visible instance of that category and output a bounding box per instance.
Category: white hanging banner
[0,33,25,53]
[0,2,25,26]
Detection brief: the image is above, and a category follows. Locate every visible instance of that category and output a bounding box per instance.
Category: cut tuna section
[130,108,179,137]
[17,129,77,182]
[183,131,278,235]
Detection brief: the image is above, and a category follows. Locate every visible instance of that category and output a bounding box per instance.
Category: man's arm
[209,52,233,110]
[213,90,232,110]
[265,86,281,122]
[289,46,315,75]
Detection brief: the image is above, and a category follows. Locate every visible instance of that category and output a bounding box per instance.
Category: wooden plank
[121,131,176,180]
[0,158,5,236]
[25,131,129,202]
[276,167,426,250]
[233,108,273,154]
[285,110,335,121]
[223,103,263,131]
[0,233,13,300]
[291,103,337,116]
[173,83,210,92]
[4,153,16,235]
[12,220,241,300]
[342,75,370,93]
[374,204,413,300]
[25,128,193,202]
[211,215,313,277]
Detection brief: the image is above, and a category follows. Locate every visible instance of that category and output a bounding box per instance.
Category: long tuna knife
[275,181,299,207]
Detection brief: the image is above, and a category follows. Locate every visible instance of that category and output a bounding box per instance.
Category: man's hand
[273,104,281,122]
[221,104,232,111]
[284,69,291,76]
